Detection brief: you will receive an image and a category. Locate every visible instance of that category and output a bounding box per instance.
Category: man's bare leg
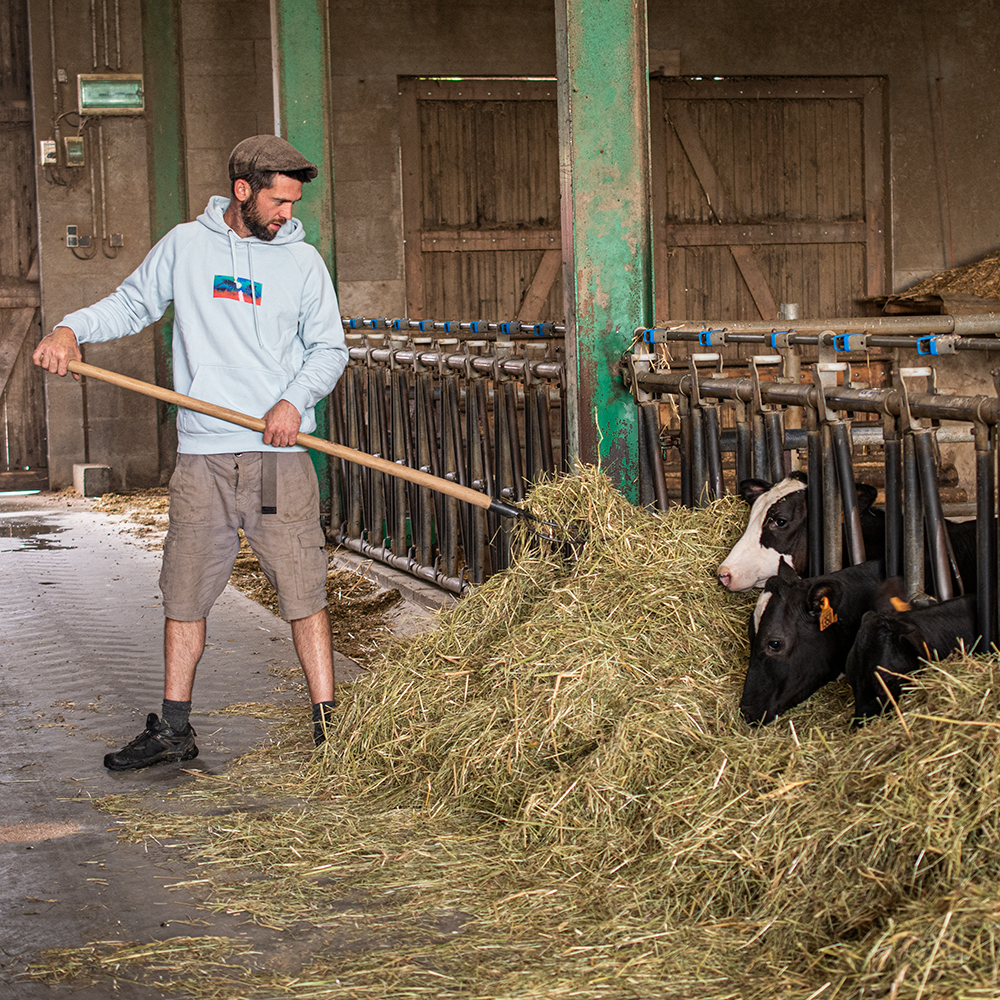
[164,617,206,701]
[289,608,335,703]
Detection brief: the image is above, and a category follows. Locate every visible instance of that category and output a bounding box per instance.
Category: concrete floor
[0,491,441,998]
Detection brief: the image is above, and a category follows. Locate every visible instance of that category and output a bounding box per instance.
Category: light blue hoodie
[59,196,348,454]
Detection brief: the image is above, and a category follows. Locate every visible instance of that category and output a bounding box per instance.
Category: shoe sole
[104,744,199,772]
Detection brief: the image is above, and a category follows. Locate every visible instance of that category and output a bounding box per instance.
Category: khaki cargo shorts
[159,452,328,622]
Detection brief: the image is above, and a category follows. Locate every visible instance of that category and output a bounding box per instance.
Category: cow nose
[717,569,732,589]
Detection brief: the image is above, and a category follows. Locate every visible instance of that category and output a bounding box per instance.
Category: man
[33,135,349,770]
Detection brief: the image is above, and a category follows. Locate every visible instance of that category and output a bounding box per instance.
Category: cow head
[717,474,809,591]
[718,474,882,592]
[740,560,872,726]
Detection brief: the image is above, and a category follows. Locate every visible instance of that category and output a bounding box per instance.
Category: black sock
[162,699,191,732]
[312,699,337,746]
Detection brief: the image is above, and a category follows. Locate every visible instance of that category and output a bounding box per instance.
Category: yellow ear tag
[890,596,911,612]
[819,596,838,631]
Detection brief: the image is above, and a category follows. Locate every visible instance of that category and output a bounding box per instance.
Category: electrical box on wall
[64,136,85,166]
[77,74,144,115]
[40,140,57,165]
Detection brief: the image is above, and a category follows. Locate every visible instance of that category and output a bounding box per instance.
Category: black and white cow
[718,472,974,594]
[741,559,886,726]
[845,586,980,721]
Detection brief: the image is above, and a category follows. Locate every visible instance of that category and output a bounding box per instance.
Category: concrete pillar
[141,0,188,471]
[556,0,653,499]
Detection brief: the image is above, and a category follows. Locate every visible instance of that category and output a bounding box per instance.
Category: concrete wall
[29,0,160,489]
[181,0,274,220]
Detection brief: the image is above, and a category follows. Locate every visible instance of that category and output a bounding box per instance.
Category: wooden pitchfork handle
[66,360,530,521]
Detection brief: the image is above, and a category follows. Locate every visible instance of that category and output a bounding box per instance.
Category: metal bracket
[916,334,959,356]
[810,362,847,424]
[832,332,870,352]
[750,354,782,414]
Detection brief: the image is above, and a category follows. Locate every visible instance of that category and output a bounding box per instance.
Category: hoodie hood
[198,195,306,246]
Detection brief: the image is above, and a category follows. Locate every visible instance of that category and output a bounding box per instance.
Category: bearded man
[33,135,348,769]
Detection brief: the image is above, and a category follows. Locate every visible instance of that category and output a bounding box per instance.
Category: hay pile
[900,248,1000,301]
[24,468,1000,998]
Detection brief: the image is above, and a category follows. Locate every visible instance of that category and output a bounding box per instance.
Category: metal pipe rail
[343,316,567,341]
[345,340,565,383]
[641,315,1000,357]
[642,313,1000,337]
[632,370,1000,426]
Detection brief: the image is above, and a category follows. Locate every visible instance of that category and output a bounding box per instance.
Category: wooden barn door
[651,77,888,327]
[0,0,47,491]
[398,77,562,323]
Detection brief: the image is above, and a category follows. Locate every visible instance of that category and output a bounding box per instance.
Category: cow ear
[807,581,840,620]
[856,482,878,514]
[777,559,799,584]
[874,578,910,614]
[738,479,772,506]
[789,470,808,486]
[900,629,930,660]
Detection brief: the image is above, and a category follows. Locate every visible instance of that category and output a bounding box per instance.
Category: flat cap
[228,135,318,181]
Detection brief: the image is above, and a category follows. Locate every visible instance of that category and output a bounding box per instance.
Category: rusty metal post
[556,0,652,498]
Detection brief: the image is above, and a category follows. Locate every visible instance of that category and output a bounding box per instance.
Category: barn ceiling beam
[556,0,653,500]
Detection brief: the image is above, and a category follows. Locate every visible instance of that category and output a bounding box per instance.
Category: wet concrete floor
[0,491,440,998]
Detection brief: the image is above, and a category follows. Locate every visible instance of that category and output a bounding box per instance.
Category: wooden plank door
[398,77,563,323]
[651,77,888,330]
[0,0,47,490]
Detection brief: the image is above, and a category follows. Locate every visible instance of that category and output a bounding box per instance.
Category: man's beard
[239,194,278,242]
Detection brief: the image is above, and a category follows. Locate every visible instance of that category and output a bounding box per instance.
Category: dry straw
[24,467,1000,998]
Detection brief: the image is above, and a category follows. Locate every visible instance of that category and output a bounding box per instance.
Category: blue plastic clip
[371,318,389,330]
[441,321,458,333]
[348,317,365,329]
[532,322,554,337]
[642,328,658,343]
[698,330,724,347]
[392,318,408,331]
[498,321,521,336]
[916,335,938,356]
[470,320,488,334]
[417,319,434,332]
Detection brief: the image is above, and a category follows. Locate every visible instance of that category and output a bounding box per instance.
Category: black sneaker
[104,713,199,771]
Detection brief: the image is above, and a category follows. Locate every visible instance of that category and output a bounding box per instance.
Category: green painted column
[272,0,337,498]
[556,0,653,500]
[141,0,188,467]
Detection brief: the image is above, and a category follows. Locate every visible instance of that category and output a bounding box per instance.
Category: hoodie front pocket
[182,364,288,436]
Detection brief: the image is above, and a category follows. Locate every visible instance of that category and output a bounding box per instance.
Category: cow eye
[767,639,782,652]
[770,516,787,528]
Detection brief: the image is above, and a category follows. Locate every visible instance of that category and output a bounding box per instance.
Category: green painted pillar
[141,0,188,467]
[556,0,653,500]
[272,0,337,498]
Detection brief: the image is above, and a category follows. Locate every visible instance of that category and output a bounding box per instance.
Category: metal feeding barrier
[326,318,567,594]
[625,315,1000,651]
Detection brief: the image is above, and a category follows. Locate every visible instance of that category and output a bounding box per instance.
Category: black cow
[845,585,980,721]
[741,559,886,726]
[717,472,976,595]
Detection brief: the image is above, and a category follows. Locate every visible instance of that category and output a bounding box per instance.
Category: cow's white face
[717,477,808,591]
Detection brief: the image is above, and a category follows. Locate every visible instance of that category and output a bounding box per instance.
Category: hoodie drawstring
[227,229,264,348]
